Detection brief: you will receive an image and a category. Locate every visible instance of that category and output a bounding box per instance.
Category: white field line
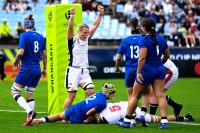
[169,122,200,126]
[0,109,200,126]
[0,109,47,114]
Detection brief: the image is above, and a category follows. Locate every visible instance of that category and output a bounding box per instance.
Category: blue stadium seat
[92,29,103,39]
[102,0,110,6]
[82,11,88,18]
[111,19,118,27]
[110,19,119,39]
[103,21,110,30]
[102,15,111,30]
[103,15,111,22]
[101,30,110,39]
[118,23,126,38]
[125,27,131,36]
[164,23,171,36]
[67,0,75,4]
[116,4,124,13]
[156,23,162,31]
[131,12,139,19]
[88,11,96,21]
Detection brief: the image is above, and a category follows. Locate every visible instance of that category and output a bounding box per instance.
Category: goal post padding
[45,4,85,115]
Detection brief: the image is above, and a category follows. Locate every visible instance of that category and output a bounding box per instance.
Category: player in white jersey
[164,59,179,90]
[63,5,104,110]
[99,102,142,124]
[149,59,183,116]
[83,101,195,124]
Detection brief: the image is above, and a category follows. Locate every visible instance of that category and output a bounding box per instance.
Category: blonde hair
[77,23,89,32]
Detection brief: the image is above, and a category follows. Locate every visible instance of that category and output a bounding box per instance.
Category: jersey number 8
[34,41,39,53]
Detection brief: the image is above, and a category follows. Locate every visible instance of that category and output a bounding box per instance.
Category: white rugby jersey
[100,101,141,124]
[68,35,89,68]
[164,59,178,74]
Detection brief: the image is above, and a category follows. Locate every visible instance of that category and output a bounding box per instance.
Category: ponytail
[141,18,158,46]
[129,17,140,34]
[149,19,158,46]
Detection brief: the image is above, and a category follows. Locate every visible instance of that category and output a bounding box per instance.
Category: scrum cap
[24,14,35,29]
[101,83,116,98]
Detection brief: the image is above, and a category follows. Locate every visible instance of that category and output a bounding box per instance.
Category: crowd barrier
[3,47,200,81]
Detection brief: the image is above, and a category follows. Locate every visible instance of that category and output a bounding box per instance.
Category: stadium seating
[116,4,124,13]
[1,1,199,44]
[102,0,110,6]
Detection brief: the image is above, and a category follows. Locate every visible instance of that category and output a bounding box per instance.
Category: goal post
[45,4,85,115]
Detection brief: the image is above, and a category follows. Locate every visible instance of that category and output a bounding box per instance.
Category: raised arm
[67,7,76,40]
[89,5,104,38]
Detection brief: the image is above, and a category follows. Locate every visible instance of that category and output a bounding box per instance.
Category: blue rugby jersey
[117,35,142,67]
[74,92,107,121]
[19,31,46,66]
[138,34,168,66]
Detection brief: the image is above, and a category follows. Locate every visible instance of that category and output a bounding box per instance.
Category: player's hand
[115,67,121,73]
[83,117,97,124]
[41,70,46,78]
[13,60,20,69]
[83,119,89,124]
[137,73,144,84]
[98,5,104,15]
[70,7,76,15]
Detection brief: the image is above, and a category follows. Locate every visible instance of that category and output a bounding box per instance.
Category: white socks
[27,100,35,111]
[13,94,32,114]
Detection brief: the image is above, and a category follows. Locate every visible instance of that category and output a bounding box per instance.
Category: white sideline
[0,109,199,126]
[0,109,47,114]
[169,122,200,126]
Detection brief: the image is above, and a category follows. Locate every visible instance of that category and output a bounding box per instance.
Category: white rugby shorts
[64,67,92,91]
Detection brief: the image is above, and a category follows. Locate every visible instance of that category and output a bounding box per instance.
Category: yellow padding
[4,49,15,62]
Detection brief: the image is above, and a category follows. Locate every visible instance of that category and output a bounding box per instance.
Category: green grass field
[0,78,200,133]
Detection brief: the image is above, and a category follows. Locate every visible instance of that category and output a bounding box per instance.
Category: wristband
[70,15,74,17]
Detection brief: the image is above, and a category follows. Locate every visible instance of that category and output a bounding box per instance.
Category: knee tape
[68,87,77,92]
[83,83,95,90]
[152,115,158,122]
[25,87,36,93]
[11,85,22,93]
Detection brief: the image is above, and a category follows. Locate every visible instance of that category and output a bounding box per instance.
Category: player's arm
[83,116,97,124]
[67,7,76,40]
[136,48,147,83]
[162,48,170,64]
[89,5,104,38]
[83,116,108,124]
[14,48,24,68]
[86,108,98,116]
[41,50,47,78]
[97,116,108,124]
[115,54,122,73]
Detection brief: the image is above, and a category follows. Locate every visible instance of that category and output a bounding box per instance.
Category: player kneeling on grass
[32,83,116,124]
[83,101,195,124]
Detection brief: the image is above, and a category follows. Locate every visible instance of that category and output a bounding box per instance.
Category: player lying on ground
[83,101,195,124]
[32,83,116,124]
